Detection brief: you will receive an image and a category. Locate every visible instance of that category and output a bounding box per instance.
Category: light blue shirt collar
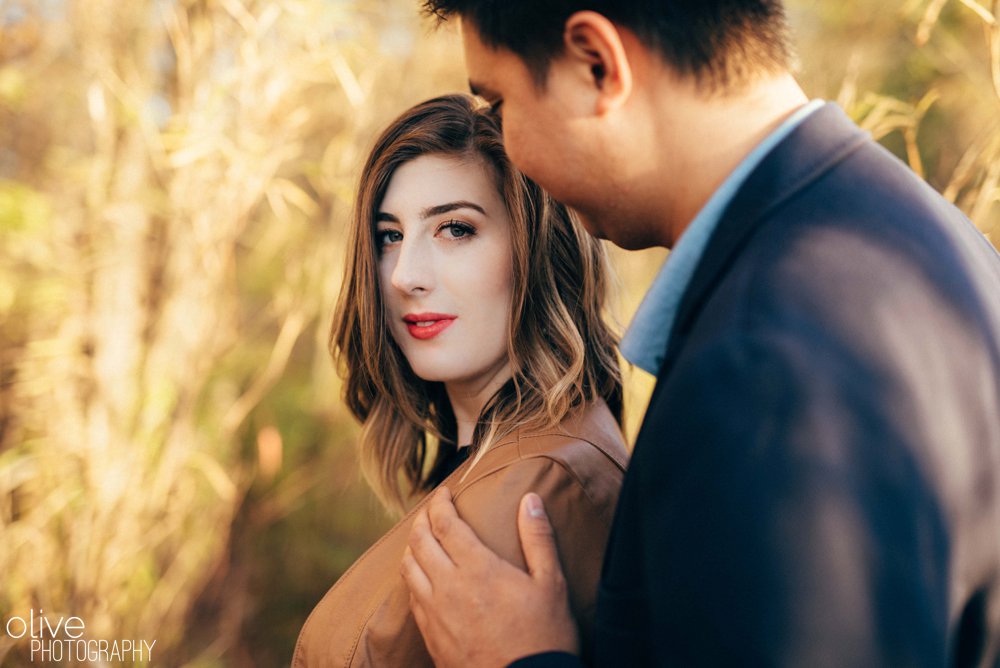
[620,99,826,375]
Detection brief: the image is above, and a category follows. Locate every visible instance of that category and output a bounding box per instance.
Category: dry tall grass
[792,0,999,239]
[0,0,463,664]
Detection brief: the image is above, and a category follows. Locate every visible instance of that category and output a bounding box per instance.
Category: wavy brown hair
[331,94,622,514]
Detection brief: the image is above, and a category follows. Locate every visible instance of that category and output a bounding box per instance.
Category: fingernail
[525,493,546,519]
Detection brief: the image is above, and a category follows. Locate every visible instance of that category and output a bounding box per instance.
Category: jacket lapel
[653,104,870,387]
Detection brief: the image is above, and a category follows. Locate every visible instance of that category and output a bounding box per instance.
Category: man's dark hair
[422,0,794,91]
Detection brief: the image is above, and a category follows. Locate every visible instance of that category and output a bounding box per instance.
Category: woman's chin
[407,365,453,384]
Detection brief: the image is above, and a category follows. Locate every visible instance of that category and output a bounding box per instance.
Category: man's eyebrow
[422,201,486,218]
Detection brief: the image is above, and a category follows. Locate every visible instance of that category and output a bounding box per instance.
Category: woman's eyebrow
[375,212,399,223]
[421,201,487,218]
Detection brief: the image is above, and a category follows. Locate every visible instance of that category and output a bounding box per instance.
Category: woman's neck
[445,362,513,446]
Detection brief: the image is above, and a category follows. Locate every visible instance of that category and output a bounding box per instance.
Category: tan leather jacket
[293,400,627,667]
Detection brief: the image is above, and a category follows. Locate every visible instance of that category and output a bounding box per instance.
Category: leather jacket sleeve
[454,451,622,660]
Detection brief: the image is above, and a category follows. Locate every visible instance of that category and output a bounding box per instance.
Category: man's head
[424,1,804,250]
[422,0,793,93]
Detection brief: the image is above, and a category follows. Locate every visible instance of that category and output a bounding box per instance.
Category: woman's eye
[440,221,475,239]
[376,229,403,246]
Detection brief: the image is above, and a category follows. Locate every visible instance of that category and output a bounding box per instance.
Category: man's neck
[646,73,809,247]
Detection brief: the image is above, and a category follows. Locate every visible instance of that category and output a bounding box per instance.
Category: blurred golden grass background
[0,0,997,665]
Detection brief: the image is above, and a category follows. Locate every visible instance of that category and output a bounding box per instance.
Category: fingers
[517,493,563,583]
[407,505,456,581]
[426,487,495,567]
[408,590,430,635]
[401,545,433,600]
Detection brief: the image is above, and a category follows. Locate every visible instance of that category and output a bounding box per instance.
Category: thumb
[518,493,562,582]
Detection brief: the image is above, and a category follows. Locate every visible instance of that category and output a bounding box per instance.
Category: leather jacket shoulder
[293,400,627,667]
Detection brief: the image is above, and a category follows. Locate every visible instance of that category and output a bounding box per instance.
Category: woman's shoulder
[446,400,627,593]
[455,399,628,492]
[449,400,627,530]
[515,399,628,471]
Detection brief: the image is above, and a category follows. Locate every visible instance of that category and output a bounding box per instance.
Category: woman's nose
[390,238,434,294]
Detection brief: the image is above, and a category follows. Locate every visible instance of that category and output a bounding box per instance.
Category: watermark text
[4,609,156,663]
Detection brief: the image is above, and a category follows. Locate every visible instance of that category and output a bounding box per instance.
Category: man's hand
[401,487,579,668]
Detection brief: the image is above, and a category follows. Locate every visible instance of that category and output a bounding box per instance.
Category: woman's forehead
[379,153,504,217]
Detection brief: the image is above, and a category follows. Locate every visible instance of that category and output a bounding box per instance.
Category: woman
[293,94,627,667]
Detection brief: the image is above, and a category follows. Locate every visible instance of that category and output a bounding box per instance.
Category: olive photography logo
[4,609,156,663]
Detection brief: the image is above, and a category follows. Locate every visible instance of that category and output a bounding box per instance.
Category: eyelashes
[440,220,475,239]
[375,229,403,247]
[375,220,477,249]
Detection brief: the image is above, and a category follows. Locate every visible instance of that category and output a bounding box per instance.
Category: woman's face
[377,153,514,394]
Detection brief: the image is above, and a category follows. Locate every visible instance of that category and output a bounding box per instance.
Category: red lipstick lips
[402,312,457,340]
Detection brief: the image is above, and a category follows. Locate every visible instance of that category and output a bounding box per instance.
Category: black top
[427,445,471,488]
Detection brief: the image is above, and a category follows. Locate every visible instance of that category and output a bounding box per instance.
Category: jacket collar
[655,104,870,384]
[449,400,626,488]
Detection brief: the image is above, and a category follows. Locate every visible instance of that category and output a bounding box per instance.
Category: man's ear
[563,11,633,114]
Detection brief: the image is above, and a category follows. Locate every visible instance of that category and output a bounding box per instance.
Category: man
[400,1,1000,665]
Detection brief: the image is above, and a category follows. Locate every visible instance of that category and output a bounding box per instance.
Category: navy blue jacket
[516,105,1000,666]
